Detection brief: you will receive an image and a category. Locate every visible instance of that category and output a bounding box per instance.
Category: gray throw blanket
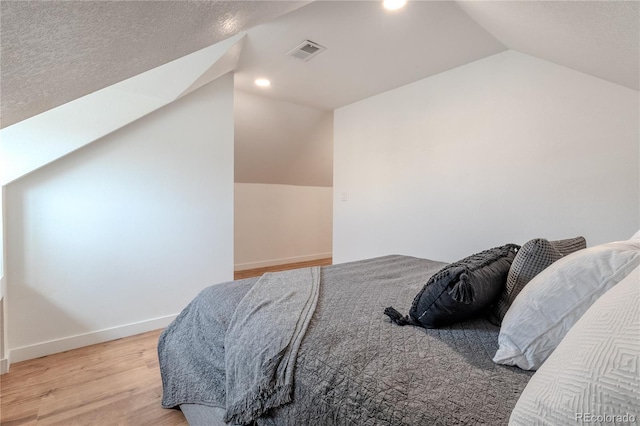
[224,267,320,424]
[158,266,320,425]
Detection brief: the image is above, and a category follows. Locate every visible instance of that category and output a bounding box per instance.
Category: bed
[158,254,535,425]
[159,235,640,425]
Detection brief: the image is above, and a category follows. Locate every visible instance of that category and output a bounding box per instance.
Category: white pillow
[493,239,639,370]
[509,266,640,425]
[631,229,640,240]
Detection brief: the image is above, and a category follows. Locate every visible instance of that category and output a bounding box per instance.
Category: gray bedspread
[159,255,533,425]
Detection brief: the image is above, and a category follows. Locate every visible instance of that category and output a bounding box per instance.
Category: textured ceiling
[457,0,640,91]
[1,0,638,128]
[0,0,309,128]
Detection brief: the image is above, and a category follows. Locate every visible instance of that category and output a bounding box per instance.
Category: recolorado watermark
[575,413,637,424]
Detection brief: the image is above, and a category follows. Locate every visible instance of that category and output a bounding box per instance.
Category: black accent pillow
[386,244,519,328]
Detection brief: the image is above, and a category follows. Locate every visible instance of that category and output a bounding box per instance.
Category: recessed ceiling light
[383,0,406,11]
[255,78,271,88]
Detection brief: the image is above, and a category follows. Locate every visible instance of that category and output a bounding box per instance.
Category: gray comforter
[159,255,533,425]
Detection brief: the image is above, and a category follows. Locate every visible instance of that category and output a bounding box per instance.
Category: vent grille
[286,40,326,62]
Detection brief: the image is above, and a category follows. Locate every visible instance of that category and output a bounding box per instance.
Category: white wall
[235,183,332,270]
[235,90,333,187]
[5,75,235,362]
[334,51,639,264]
[0,191,5,372]
[234,91,334,269]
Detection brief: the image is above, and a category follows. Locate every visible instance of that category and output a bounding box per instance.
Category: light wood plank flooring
[1,258,331,425]
[1,329,185,426]
[234,258,332,280]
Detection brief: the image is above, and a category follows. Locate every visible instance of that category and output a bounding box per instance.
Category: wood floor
[1,329,184,426]
[0,258,331,425]
[234,257,332,280]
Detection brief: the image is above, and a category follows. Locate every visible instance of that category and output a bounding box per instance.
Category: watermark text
[575,413,636,424]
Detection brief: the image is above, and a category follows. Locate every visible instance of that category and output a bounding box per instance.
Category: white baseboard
[234,252,332,271]
[8,313,178,364]
[0,358,8,374]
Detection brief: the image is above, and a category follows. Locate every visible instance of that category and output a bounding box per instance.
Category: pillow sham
[385,244,519,328]
[488,236,586,325]
[509,266,639,425]
[493,239,640,370]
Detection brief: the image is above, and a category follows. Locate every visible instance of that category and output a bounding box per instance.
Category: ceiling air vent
[286,40,326,62]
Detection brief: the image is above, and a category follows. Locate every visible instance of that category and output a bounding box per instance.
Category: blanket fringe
[384,306,413,326]
[224,382,293,425]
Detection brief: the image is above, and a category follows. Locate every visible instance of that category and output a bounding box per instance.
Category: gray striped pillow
[489,236,586,325]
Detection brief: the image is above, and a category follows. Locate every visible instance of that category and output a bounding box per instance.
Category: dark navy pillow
[385,244,519,328]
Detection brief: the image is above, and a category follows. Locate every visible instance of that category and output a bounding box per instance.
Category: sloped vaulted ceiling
[1,0,638,128]
[456,0,640,91]
[233,0,507,111]
[0,0,309,128]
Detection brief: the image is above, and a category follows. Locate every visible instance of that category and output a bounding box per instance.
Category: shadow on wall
[6,182,102,360]
[7,283,89,361]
